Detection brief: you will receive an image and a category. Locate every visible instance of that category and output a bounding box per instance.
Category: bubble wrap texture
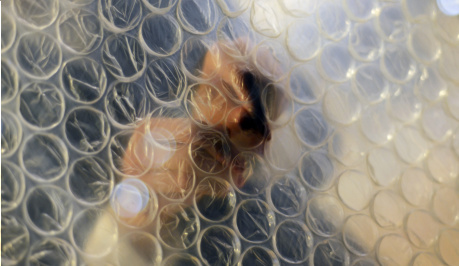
[1,0,459,265]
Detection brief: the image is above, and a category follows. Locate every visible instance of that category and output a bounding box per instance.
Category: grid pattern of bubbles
[2,0,459,265]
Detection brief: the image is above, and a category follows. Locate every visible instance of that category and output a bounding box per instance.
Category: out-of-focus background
[1,0,459,265]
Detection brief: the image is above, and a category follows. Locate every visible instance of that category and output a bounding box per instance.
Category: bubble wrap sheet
[2,0,459,265]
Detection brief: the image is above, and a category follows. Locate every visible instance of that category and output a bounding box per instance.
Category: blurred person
[85,38,289,264]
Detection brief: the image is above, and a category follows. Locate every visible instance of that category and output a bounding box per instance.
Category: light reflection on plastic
[437,0,459,16]
[111,179,149,218]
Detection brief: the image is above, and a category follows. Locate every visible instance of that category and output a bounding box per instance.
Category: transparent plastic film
[1,0,459,265]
